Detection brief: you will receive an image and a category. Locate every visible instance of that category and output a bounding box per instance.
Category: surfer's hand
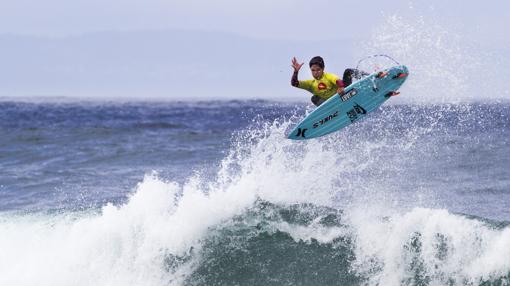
[337,87,345,95]
[291,57,304,72]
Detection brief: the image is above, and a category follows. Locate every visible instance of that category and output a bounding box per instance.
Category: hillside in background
[0,30,355,100]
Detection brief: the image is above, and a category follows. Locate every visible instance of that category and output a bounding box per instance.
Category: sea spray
[346,207,510,285]
[358,14,481,103]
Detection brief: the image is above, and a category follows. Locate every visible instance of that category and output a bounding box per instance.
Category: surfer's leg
[311,95,325,106]
[343,69,369,86]
[342,69,356,87]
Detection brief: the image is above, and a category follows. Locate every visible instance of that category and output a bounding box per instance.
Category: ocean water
[0,99,509,286]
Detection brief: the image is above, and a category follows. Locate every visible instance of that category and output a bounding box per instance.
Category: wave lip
[2,178,510,286]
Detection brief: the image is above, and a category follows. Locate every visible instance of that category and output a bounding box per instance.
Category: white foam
[0,118,343,285]
[0,174,252,285]
[347,207,510,285]
[272,220,346,245]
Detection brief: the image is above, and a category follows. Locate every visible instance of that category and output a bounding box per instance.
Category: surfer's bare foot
[376,71,389,78]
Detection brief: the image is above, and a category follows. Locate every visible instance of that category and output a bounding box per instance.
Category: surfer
[291,56,366,106]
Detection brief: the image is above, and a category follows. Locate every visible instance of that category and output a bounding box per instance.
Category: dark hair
[309,56,324,69]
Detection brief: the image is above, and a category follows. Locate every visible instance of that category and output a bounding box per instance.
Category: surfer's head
[309,56,324,80]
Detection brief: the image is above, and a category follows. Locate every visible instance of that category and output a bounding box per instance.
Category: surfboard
[287,65,409,140]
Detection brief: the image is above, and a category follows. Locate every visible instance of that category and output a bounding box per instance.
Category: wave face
[0,99,509,286]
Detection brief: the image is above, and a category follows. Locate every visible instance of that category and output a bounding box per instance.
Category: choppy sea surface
[1,99,509,286]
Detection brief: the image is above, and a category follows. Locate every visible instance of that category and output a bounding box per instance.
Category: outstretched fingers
[291,57,303,71]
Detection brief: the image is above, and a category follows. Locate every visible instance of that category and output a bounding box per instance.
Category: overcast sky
[1,0,509,44]
[1,0,509,101]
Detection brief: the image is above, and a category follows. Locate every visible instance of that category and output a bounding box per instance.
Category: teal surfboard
[288,65,409,140]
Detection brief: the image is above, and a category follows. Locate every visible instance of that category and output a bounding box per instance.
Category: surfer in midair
[291,56,366,106]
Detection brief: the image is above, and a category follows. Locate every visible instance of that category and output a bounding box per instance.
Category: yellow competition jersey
[298,72,340,99]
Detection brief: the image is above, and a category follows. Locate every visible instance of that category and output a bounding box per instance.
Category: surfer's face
[310,65,323,80]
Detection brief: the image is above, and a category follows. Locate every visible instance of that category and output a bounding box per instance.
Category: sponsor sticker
[340,89,357,102]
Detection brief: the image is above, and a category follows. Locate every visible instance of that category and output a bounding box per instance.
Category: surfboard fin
[385,91,400,98]
[393,73,408,79]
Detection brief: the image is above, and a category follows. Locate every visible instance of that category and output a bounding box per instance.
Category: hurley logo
[318,82,327,90]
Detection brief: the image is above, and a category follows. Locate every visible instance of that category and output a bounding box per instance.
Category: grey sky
[0,0,509,101]
[1,0,508,43]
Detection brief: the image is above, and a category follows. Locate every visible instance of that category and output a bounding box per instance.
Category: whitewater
[1,15,510,286]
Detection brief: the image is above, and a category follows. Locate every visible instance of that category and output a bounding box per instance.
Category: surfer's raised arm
[291,57,303,87]
[290,56,367,107]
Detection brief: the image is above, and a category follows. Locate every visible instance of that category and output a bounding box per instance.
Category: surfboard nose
[400,65,409,75]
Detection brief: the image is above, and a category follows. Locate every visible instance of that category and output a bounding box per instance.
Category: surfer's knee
[342,69,355,87]
[343,68,366,87]
[343,68,355,75]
